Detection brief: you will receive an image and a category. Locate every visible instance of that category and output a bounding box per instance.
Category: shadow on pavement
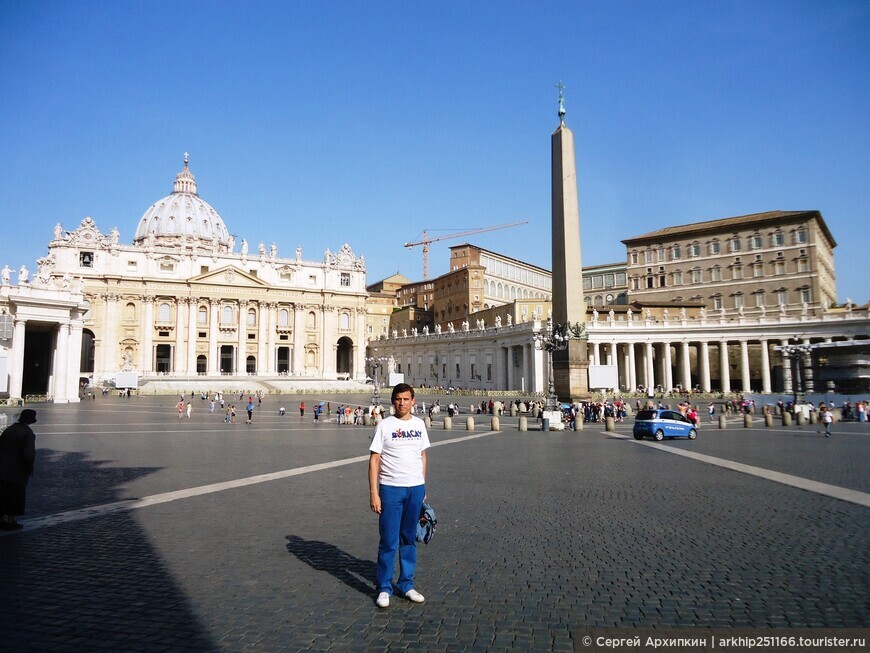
[0,450,217,651]
[285,534,376,597]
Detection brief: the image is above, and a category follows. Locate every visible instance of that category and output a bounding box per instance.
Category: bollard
[764,413,773,427]
[364,414,372,426]
[534,406,542,419]
[443,416,452,430]
[518,416,527,432]
[491,416,500,431]
[808,412,817,425]
[424,416,432,430]
[542,417,550,432]
[782,412,792,426]
[510,404,518,417]
[575,417,583,431]
[744,414,752,428]
[466,416,474,431]
[605,416,615,432]
[718,415,727,429]
[796,413,807,426]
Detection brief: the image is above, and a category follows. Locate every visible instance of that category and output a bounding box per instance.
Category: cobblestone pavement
[1,394,868,652]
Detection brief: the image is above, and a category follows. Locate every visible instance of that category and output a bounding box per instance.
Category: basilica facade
[1,155,368,401]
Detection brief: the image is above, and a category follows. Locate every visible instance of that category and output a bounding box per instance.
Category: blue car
[633,409,697,441]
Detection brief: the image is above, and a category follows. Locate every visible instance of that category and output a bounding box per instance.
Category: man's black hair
[391,383,415,401]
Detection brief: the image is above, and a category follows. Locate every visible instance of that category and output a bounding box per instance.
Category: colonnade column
[9,318,26,399]
[680,341,692,391]
[760,340,771,393]
[781,339,793,394]
[266,303,278,374]
[608,343,617,367]
[739,340,751,393]
[627,344,637,392]
[141,296,154,373]
[719,341,731,393]
[661,343,673,391]
[590,342,600,366]
[187,298,199,374]
[208,300,220,375]
[644,342,654,390]
[236,300,248,375]
[802,338,814,393]
[321,305,336,377]
[699,341,711,392]
[505,346,515,390]
[68,321,84,403]
[54,322,70,401]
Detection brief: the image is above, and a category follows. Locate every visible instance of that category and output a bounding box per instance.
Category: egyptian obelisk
[551,83,589,400]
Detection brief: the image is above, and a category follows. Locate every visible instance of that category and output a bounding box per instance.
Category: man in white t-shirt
[369,383,430,608]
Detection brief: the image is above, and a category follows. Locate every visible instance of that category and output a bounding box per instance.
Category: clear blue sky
[1,1,867,302]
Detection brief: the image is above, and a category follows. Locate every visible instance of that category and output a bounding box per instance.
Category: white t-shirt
[369,415,430,487]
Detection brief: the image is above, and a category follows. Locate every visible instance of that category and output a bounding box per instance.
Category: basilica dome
[133,154,231,249]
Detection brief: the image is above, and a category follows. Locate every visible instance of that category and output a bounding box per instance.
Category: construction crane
[404,221,528,280]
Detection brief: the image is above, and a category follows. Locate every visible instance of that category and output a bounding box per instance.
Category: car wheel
[654,429,664,441]
[633,433,644,440]
[688,429,697,440]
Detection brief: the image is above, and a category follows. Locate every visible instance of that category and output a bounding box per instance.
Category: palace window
[732,265,743,280]
[340,272,350,287]
[776,289,788,305]
[771,231,784,247]
[734,293,744,309]
[690,268,702,284]
[689,242,701,258]
[710,266,721,282]
[708,240,720,255]
[671,244,681,260]
[800,287,811,303]
[754,291,765,307]
[794,228,808,244]
[750,234,763,250]
[797,258,809,273]
[712,295,723,310]
[729,237,742,253]
[774,260,786,275]
[752,262,764,278]
[672,270,683,285]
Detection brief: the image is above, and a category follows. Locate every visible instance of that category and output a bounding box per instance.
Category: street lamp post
[365,351,390,407]
[532,318,588,411]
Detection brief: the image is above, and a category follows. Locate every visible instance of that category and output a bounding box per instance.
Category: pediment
[188,266,270,288]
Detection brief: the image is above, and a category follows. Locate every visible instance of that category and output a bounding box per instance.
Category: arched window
[222,305,234,324]
[339,312,350,330]
[307,311,317,329]
[247,308,256,326]
[124,302,136,320]
[158,303,171,321]
[198,306,207,324]
[278,309,289,327]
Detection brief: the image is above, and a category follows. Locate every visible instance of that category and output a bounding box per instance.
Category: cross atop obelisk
[550,82,589,400]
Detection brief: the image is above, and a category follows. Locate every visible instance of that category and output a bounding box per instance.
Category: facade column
[680,341,691,391]
[627,343,637,392]
[720,341,731,393]
[740,340,751,393]
[608,342,617,366]
[173,299,187,375]
[662,342,673,391]
[644,342,654,390]
[321,305,336,378]
[187,298,199,374]
[141,296,154,374]
[208,299,220,375]
[236,300,248,375]
[54,322,70,401]
[102,294,120,375]
[257,301,269,375]
[699,341,711,393]
[781,339,793,394]
[9,318,26,399]
[760,340,771,393]
[293,305,305,373]
[266,303,277,374]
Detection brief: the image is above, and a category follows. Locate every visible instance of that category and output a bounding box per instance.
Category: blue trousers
[377,483,425,595]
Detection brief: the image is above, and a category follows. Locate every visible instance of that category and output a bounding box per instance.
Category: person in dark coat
[0,408,37,530]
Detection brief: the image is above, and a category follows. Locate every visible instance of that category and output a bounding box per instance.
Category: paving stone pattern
[0,395,868,651]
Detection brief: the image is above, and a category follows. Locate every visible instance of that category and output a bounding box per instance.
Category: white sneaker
[404,589,425,603]
[376,592,390,608]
